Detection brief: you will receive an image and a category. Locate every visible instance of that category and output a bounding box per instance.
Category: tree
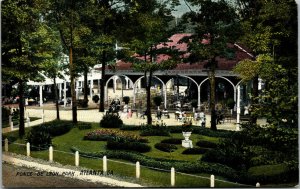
[2,0,58,137]
[181,0,240,130]
[234,0,297,126]
[118,0,180,125]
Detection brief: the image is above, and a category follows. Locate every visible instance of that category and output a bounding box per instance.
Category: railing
[3,139,258,188]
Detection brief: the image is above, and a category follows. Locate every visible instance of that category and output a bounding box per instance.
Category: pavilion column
[59,83,62,100]
[163,84,167,109]
[113,76,117,93]
[125,77,128,89]
[133,84,136,106]
[234,86,237,111]
[90,79,93,98]
[39,85,43,107]
[236,85,241,130]
[64,81,67,108]
[198,85,201,110]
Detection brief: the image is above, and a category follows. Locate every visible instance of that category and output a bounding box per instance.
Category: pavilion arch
[132,75,167,108]
[105,74,134,103]
[198,76,237,109]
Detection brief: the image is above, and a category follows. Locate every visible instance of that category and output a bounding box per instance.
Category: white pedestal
[182,140,193,148]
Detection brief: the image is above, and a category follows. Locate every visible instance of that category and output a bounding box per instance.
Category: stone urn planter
[182,131,192,141]
[182,131,193,148]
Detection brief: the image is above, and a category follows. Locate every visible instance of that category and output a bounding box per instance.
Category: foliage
[140,124,170,136]
[153,96,163,107]
[182,124,193,132]
[92,95,100,103]
[226,98,235,109]
[122,96,130,104]
[25,125,52,151]
[196,140,217,149]
[247,163,298,184]
[182,147,209,154]
[42,120,74,137]
[120,125,142,131]
[71,147,240,182]
[160,138,182,145]
[76,122,92,130]
[106,138,151,153]
[84,129,148,143]
[154,143,177,152]
[77,99,88,108]
[190,99,198,108]
[100,114,123,128]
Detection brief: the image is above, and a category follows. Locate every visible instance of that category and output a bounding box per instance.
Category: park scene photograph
[1,0,298,188]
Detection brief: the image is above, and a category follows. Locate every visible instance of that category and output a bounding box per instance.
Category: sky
[172,0,196,17]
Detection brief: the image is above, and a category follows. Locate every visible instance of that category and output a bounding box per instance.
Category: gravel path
[2,152,143,188]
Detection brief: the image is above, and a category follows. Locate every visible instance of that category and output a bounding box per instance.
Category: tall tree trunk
[18,81,25,138]
[53,77,60,120]
[146,71,152,125]
[70,47,77,123]
[251,76,258,124]
[99,50,106,112]
[83,69,88,103]
[209,59,217,130]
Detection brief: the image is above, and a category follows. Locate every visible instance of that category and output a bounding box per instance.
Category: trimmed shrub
[196,140,218,148]
[26,125,52,151]
[42,120,74,136]
[160,138,182,144]
[107,138,151,153]
[154,143,177,152]
[92,95,100,103]
[168,126,233,138]
[71,147,239,182]
[182,147,210,154]
[77,122,92,130]
[84,129,148,143]
[100,114,123,128]
[140,124,170,136]
[153,96,163,107]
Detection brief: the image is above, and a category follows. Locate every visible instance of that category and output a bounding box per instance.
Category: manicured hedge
[160,138,182,144]
[182,147,210,154]
[42,120,74,136]
[196,140,218,148]
[106,139,151,153]
[70,147,240,182]
[100,114,123,128]
[167,126,233,138]
[140,125,170,136]
[26,125,52,151]
[154,143,177,152]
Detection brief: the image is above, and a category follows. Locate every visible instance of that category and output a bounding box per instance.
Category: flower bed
[84,129,148,143]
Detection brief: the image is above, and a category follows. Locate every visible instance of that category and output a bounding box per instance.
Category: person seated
[162,108,170,118]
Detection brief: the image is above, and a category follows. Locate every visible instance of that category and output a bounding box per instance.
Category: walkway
[3,108,256,134]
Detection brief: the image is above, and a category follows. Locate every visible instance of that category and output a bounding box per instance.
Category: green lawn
[3,122,245,187]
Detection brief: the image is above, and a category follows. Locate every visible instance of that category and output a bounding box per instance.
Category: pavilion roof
[108,33,253,72]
